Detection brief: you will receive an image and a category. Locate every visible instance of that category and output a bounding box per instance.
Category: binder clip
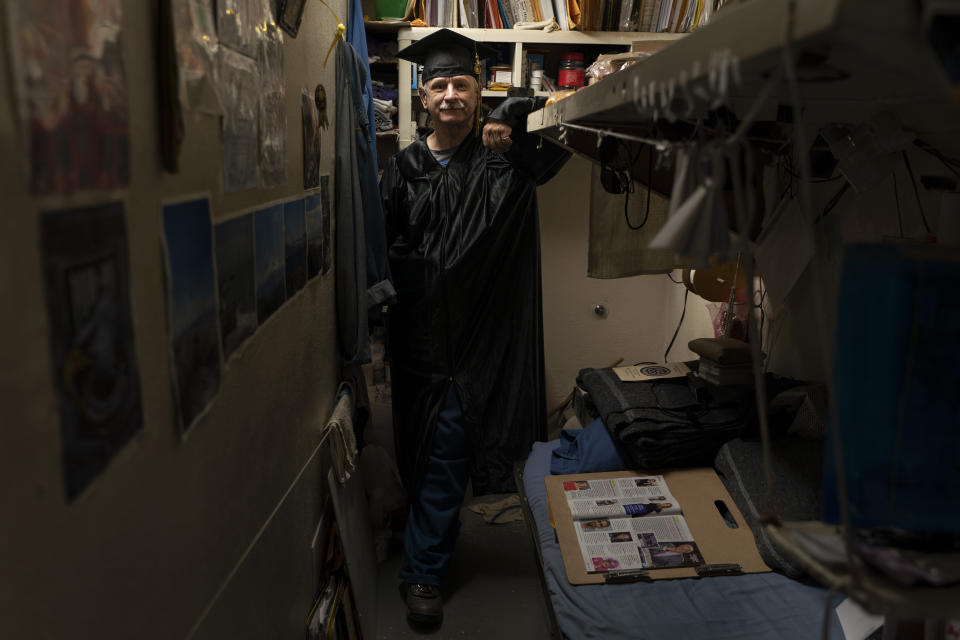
[603,569,653,584]
[695,563,743,577]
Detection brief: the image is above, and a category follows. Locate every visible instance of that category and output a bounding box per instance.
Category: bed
[518,438,845,640]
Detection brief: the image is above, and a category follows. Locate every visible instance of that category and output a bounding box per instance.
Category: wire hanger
[313,0,346,67]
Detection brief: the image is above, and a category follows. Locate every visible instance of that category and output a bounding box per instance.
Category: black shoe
[403,583,443,625]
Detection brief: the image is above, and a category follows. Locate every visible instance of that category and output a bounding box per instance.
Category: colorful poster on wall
[214,212,257,361]
[40,202,143,500]
[258,18,286,187]
[219,47,259,192]
[162,197,221,433]
[321,173,332,274]
[301,89,320,189]
[305,191,323,279]
[284,198,307,296]
[6,0,130,195]
[255,203,286,323]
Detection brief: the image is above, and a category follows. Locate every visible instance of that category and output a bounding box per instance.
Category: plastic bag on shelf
[585,51,654,84]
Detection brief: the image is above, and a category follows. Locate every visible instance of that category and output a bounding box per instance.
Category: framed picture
[278,0,306,37]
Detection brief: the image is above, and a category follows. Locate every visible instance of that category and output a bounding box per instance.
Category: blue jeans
[399,386,470,585]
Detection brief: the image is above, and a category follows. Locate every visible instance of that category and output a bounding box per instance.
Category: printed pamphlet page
[562,475,704,574]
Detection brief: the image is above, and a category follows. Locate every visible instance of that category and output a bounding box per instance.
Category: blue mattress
[522,440,844,640]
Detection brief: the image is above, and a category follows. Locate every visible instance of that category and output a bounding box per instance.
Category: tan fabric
[588,163,678,278]
[321,393,358,484]
[467,495,524,524]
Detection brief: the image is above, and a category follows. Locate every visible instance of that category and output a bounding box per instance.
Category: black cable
[667,272,682,284]
[624,145,653,230]
[901,151,932,233]
[893,172,904,238]
[780,162,845,184]
[664,288,689,363]
[814,182,850,223]
[914,139,960,178]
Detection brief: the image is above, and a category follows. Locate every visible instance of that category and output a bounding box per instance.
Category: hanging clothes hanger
[313,0,346,67]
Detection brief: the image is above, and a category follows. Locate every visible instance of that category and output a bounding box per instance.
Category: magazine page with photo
[562,475,682,519]
[562,475,705,574]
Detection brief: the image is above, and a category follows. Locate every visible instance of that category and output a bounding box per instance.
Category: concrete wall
[0,1,345,637]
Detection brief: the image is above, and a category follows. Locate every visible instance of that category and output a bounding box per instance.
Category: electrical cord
[814,182,850,223]
[667,272,682,284]
[914,139,960,179]
[784,0,860,594]
[624,144,654,230]
[893,172,904,238]
[901,150,932,233]
[663,288,689,362]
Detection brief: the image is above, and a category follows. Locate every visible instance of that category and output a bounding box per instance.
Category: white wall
[538,155,715,414]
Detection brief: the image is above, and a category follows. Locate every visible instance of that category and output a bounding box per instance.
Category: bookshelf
[396,26,685,146]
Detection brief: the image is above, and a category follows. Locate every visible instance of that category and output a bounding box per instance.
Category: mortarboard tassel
[474,51,482,137]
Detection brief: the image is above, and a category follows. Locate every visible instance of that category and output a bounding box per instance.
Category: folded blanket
[577,367,748,470]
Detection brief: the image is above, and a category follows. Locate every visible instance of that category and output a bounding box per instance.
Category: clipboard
[545,468,770,584]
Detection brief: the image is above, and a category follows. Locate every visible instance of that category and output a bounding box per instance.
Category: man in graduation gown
[380,29,570,625]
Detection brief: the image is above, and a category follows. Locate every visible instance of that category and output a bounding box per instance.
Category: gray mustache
[439,101,466,110]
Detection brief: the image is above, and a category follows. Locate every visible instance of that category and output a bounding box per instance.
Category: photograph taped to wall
[321,173,332,274]
[284,198,307,296]
[219,47,260,192]
[40,202,143,501]
[217,0,257,57]
[255,203,286,323]
[6,0,130,195]
[162,197,222,433]
[301,89,320,189]
[173,0,223,115]
[215,212,257,361]
[277,0,307,37]
[258,18,286,187]
[305,191,323,279]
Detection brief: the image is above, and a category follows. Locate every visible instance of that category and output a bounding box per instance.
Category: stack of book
[688,337,759,387]
[406,0,723,31]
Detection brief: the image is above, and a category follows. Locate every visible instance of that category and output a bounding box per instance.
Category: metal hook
[674,70,694,119]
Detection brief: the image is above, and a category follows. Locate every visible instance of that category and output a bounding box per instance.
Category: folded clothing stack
[689,337,759,387]
[372,97,397,132]
[576,366,749,470]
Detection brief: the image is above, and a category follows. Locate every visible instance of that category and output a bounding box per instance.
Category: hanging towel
[321,392,359,484]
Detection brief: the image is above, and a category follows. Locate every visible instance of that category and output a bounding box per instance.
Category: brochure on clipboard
[546,469,771,584]
[563,475,704,575]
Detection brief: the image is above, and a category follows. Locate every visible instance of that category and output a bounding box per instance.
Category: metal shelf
[526,0,959,155]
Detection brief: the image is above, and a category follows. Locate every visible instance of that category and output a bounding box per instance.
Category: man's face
[419,75,478,128]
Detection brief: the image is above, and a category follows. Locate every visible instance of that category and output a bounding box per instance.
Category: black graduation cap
[396,29,498,86]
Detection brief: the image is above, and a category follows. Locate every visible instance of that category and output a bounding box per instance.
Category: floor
[375,493,555,640]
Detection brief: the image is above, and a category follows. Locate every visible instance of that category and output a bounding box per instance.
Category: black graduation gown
[380,98,569,496]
